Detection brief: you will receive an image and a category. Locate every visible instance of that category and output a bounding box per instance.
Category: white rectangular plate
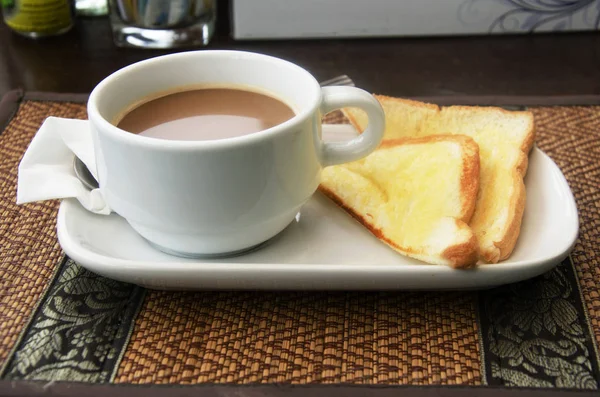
[57,125,579,290]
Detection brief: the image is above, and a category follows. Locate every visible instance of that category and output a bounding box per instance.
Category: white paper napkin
[17,117,111,215]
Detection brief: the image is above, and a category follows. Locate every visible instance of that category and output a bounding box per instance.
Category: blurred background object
[108,0,216,48]
[1,0,73,37]
[231,0,600,40]
[75,0,107,17]
[0,0,597,98]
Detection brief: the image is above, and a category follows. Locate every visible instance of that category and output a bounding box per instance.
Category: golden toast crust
[319,135,480,269]
[343,96,536,263]
[435,104,535,262]
[494,114,535,262]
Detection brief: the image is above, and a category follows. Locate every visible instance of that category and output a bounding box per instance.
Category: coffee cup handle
[319,86,385,167]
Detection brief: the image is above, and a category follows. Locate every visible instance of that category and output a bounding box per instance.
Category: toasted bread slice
[319,135,480,269]
[343,97,535,263]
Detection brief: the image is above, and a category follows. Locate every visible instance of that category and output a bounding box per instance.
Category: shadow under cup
[87,51,325,258]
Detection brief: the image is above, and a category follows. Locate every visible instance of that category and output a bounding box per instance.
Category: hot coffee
[114,87,295,141]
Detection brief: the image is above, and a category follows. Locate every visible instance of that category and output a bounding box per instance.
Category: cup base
[128,208,299,258]
[146,233,276,259]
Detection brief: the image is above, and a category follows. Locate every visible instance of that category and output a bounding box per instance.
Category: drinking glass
[108,0,216,48]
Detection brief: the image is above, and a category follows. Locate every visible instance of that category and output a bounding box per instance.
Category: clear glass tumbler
[108,0,216,49]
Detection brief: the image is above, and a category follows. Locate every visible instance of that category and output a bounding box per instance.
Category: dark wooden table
[0,11,599,99]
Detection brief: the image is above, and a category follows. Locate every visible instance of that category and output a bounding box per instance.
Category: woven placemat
[0,92,599,396]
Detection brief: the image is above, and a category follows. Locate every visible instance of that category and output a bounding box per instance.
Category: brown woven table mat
[0,92,599,396]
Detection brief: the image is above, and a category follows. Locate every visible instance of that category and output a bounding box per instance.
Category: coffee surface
[115,88,295,141]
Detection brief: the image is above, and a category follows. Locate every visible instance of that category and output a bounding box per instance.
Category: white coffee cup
[87,50,385,257]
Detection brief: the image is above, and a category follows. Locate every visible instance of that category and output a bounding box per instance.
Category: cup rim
[87,50,321,151]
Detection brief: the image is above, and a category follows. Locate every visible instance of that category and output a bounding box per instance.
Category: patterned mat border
[13,91,600,106]
[1,382,599,397]
[2,90,600,128]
